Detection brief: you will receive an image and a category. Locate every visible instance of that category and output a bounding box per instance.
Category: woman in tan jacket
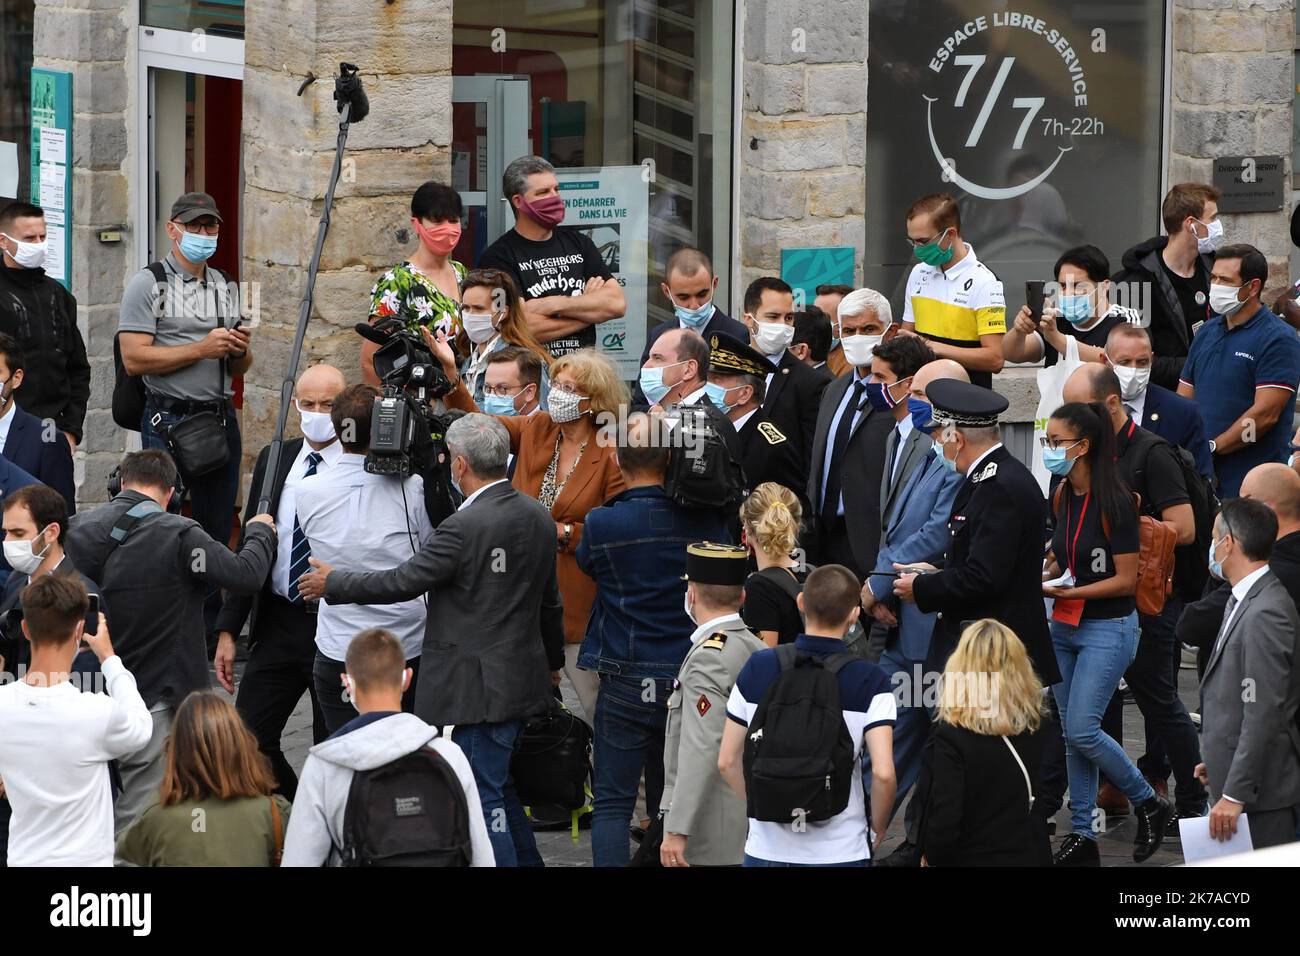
[428,329,627,722]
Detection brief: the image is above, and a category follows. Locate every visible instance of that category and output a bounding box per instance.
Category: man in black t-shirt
[478,155,626,359]
[1063,363,1208,827]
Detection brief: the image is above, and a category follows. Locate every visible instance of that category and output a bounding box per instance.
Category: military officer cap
[708,332,776,378]
[682,541,750,585]
[924,378,1008,429]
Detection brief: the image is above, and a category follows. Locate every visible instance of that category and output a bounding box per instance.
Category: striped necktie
[286,451,324,605]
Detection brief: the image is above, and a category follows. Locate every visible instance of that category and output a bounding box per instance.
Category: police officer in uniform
[660,542,767,867]
[704,333,807,515]
[881,379,1061,866]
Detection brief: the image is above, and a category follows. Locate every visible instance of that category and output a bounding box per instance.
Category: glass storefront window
[142,0,245,39]
[865,1,1166,331]
[452,0,735,336]
[0,0,35,203]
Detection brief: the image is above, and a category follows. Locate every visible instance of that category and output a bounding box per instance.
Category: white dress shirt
[764,351,785,391]
[733,408,757,433]
[273,439,344,599]
[296,454,435,661]
[1125,388,1148,427]
[964,442,1003,477]
[688,612,742,645]
[891,415,915,484]
[679,384,708,406]
[0,400,16,452]
[458,477,508,512]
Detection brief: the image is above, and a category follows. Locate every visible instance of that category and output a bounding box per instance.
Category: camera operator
[295,384,434,734]
[65,449,277,835]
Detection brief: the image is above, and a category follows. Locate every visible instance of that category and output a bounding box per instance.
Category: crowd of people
[0,161,1298,868]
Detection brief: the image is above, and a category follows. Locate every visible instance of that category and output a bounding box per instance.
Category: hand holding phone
[1025,281,1047,327]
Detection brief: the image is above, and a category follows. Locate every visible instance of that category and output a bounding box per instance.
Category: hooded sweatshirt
[281,712,495,866]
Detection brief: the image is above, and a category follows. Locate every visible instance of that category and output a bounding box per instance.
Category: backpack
[742,644,858,824]
[339,745,473,867]
[665,405,746,511]
[113,262,229,431]
[1052,482,1178,617]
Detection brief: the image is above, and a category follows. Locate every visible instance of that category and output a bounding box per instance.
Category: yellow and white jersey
[902,243,1006,356]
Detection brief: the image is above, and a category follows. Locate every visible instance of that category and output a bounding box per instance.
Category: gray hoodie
[282,713,495,866]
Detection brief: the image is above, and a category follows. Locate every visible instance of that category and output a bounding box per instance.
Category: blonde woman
[739,483,809,647]
[918,619,1046,867]
[428,334,628,722]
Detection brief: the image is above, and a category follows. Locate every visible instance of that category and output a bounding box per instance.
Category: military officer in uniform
[660,541,766,867]
[704,332,807,515]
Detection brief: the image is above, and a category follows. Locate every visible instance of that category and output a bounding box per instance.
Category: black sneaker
[1133,793,1174,862]
[1164,805,1208,841]
[1052,833,1100,866]
[874,840,921,867]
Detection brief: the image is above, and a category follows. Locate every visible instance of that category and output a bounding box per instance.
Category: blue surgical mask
[1041,442,1081,477]
[703,381,734,413]
[938,441,959,473]
[639,360,687,406]
[908,397,933,432]
[177,230,218,263]
[1208,534,1226,581]
[675,300,715,329]
[1058,293,1092,326]
[483,391,520,417]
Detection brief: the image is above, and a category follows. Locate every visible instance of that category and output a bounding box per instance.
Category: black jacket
[0,263,91,441]
[737,405,808,515]
[67,491,276,707]
[764,351,833,480]
[1112,236,1213,391]
[919,723,1045,866]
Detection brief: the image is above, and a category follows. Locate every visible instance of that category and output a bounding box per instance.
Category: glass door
[450,76,532,263]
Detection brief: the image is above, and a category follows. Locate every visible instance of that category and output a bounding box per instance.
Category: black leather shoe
[1133,793,1174,862]
[1164,804,1208,841]
[874,840,921,867]
[1052,833,1100,866]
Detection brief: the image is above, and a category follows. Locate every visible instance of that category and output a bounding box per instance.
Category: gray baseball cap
[169,191,223,224]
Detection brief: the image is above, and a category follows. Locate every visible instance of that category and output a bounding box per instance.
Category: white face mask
[840,328,887,367]
[1209,282,1247,318]
[684,588,695,626]
[463,312,498,344]
[752,320,794,355]
[4,526,51,576]
[548,388,588,424]
[296,402,337,444]
[2,233,46,270]
[1111,364,1151,403]
[1193,218,1224,254]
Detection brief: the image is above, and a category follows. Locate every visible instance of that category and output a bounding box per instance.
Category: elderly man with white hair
[806,286,898,582]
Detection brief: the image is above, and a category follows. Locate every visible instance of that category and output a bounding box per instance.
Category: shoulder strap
[820,651,859,676]
[772,642,800,672]
[269,796,283,867]
[755,565,803,603]
[109,499,164,544]
[1001,735,1034,811]
[1051,480,1064,518]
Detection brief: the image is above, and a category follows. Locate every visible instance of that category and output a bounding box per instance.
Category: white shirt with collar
[732,408,758,434]
[296,453,434,661]
[964,442,1003,478]
[891,415,915,483]
[272,439,344,598]
[0,399,16,452]
[679,383,708,406]
[688,612,742,645]
[1125,388,1148,427]
[458,477,508,512]
[764,351,785,391]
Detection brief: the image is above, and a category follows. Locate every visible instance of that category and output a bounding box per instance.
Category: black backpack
[339,745,473,867]
[742,644,858,824]
[665,405,746,511]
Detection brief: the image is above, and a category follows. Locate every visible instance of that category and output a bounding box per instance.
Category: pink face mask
[416,220,461,256]
[518,193,566,228]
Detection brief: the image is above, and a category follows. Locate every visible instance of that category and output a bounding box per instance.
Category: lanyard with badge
[1051,489,1088,627]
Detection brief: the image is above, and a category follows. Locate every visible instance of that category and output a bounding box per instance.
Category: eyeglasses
[1038,436,1083,451]
[551,383,588,397]
[176,220,220,236]
[905,228,947,249]
[483,384,527,398]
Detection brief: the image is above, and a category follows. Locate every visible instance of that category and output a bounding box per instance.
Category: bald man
[214,362,347,798]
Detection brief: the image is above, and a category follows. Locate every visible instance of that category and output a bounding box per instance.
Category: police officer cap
[682,541,750,585]
[708,332,776,378]
[925,378,1008,429]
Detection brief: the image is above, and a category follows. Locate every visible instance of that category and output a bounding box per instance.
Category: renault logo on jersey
[922,12,1104,201]
[963,278,973,291]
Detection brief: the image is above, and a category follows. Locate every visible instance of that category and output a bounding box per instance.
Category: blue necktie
[287,451,323,605]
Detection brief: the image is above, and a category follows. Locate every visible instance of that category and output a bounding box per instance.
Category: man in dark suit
[1196,498,1300,849]
[212,364,344,799]
[742,277,832,480]
[299,413,565,868]
[1103,323,1213,481]
[806,289,894,581]
[635,247,747,404]
[0,333,75,512]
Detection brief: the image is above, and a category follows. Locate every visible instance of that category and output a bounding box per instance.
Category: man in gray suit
[298,413,565,867]
[1196,497,1300,849]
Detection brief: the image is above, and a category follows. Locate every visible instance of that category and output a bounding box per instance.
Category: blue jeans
[591,673,670,867]
[1051,612,1155,838]
[451,721,542,867]
[744,854,869,867]
[875,644,931,823]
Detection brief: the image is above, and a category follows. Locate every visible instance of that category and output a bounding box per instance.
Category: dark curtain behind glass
[0,0,35,203]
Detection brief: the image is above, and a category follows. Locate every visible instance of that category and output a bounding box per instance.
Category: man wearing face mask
[480,156,626,359]
[806,288,896,580]
[1002,245,1142,368]
[743,277,831,483]
[640,327,711,409]
[636,248,747,404]
[117,191,250,568]
[212,364,345,799]
[1178,243,1300,499]
[0,202,89,451]
[1114,183,1221,390]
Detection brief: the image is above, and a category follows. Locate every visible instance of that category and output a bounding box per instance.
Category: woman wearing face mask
[1001,245,1142,368]
[1040,402,1172,866]
[454,269,554,405]
[364,181,467,386]
[427,332,627,722]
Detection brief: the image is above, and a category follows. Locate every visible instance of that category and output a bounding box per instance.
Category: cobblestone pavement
[218,649,1202,867]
